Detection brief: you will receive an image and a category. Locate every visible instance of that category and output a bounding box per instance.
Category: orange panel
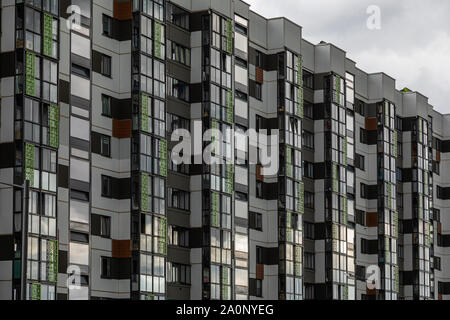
[256,264,264,280]
[112,240,131,258]
[366,288,377,296]
[255,67,264,84]
[366,212,378,228]
[437,151,441,163]
[114,0,133,20]
[256,164,264,182]
[365,118,377,131]
[113,119,132,138]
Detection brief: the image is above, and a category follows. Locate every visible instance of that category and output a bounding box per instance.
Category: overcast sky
[246,0,450,114]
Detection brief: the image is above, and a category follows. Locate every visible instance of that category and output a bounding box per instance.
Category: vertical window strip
[43,13,53,57]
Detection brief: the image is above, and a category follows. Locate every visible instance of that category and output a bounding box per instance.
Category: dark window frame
[101,54,112,78]
[101,175,112,198]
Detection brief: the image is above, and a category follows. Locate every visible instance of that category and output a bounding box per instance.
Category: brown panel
[113,119,132,138]
[366,287,376,296]
[438,222,442,234]
[256,264,264,280]
[437,151,441,163]
[365,118,377,131]
[255,67,264,84]
[256,165,264,182]
[114,0,132,20]
[366,212,378,228]
[439,294,443,300]
[112,240,131,258]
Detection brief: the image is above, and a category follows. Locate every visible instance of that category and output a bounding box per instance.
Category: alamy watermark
[171,121,280,176]
[367,5,382,30]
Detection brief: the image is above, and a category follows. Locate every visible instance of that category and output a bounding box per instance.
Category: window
[303,161,314,179]
[255,279,262,297]
[304,222,314,240]
[304,102,313,119]
[167,40,190,66]
[303,70,314,89]
[102,14,113,37]
[102,94,112,117]
[355,153,365,171]
[356,210,365,226]
[168,77,189,102]
[302,130,314,149]
[42,59,58,103]
[256,181,263,199]
[101,135,111,157]
[101,54,112,77]
[24,7,41,53]
[101,257,112,279]
[356,265,366,281]
[254,83,262,100]
[100,215,111,238]
[434,257,441,271]
[167,263,191,285]
[249,212,262,231]
[305,191,314,209]
[168,226,189,247]
[101,175,112,198]
[168,188,190,211]
[305,252,315,270]
[166,3,190,30]
[255,50,262,68]
[71,63,90,79]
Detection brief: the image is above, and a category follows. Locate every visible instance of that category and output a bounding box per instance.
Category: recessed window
[100,215,111,238]
[101,257,112,279]
[100,135,111,158]
[101,94,112,117]
[302,130,314,149]
[101,175,112,198]
[101,54,112,77]
[254,83,262,100]
[255,50,262,68]
[305,191,314,209]
[102,14,113,37]
[249,212,262,231]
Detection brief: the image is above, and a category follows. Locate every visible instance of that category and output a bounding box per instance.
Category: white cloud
[246,0,450,114]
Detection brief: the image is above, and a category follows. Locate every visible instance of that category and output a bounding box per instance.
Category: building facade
[0,0,449,300]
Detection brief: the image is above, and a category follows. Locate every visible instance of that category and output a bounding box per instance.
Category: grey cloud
[246,0,450,114]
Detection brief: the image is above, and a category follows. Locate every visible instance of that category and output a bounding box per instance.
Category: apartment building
[0,0,449,300]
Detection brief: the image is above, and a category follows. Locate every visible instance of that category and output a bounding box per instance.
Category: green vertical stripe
[49,105,59,148]
[159,218,167,254]
[286,146,292,178]
[25,143,35,186]
[335,75,340,105]
[25,52,36,96]
[332,163,338,193]
[47,240,58,283]
[226,20,233,54]
[159,139,167,177]
[226,90,233,124]
[211,192,220,228]
[154,22,162,59]
[43,13,53,57]
[141,93,149,133]
[31,283,41,300]
[225,163,234,194]
[141,174,149,212]
[297,56,303,86]
[298,87,304,118]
